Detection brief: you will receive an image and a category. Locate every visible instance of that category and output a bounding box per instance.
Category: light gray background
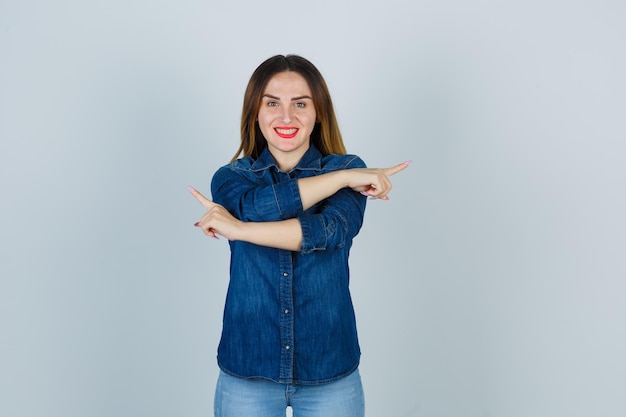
[1,1,624,416]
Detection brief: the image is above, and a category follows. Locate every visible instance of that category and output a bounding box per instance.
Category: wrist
[234,220,250,242]
[332,170,350,190]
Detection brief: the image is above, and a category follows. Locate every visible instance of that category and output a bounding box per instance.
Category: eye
[294,102,306,108]
[267,101,278,107]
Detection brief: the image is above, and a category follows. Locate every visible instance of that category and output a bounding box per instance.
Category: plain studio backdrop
[1,1,624,416]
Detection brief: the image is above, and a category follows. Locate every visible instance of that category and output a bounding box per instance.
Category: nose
[280,105,292,123]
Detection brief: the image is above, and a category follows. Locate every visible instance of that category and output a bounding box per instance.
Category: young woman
[189,54,408,417]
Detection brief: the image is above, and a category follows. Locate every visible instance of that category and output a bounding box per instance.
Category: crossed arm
[190,162,409,251]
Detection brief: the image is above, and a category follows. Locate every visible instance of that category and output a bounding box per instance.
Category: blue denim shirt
[210,145,367,385]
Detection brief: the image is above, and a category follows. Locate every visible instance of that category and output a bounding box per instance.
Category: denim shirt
[210,145,367,385]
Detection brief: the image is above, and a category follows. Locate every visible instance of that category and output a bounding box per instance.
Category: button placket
[278,252,295,382]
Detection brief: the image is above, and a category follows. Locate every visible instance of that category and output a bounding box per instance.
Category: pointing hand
[188,186,242,240]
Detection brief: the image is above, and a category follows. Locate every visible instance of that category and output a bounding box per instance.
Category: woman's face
[258,71,317,170]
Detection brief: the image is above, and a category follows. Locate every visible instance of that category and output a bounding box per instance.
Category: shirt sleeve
[211,165,303,222]
[297,156,368,254]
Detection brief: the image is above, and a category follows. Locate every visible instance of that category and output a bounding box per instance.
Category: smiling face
[257,71,317,171]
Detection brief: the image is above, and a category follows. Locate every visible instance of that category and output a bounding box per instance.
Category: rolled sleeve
[272,178,303,220]
[211,166,304,222]
[298,188,365,255]
[298,211,329,254]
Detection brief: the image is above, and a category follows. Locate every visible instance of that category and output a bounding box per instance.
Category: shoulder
[220,156,257,171]
[213,157,256,177]
[319,153,367,171]
[211,156,258,188]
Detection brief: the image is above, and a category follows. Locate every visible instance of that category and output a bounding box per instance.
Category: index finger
[383,160,412,176]
[187,186,214,209]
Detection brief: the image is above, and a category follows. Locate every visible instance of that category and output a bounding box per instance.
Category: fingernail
[194,222,200,227]
[403,160,413,165]
[187,185,195,192]
[360,191,369,196]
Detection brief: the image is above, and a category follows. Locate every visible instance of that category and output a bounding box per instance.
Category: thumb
[187,186,214,209]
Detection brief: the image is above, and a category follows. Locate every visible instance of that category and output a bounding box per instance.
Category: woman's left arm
[189,184,366,253]
[297,184,367,254]
[191,160,408,251]
[190,186,303,250]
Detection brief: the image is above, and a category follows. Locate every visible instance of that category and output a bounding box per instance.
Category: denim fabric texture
[210,145,367,384]
[214,368,365,417]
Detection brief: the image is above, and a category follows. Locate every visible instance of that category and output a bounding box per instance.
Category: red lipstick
[274,126,299,139]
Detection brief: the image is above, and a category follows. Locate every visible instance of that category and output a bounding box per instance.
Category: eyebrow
[262,94,313,101]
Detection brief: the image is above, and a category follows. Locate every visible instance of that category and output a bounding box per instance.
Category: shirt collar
[250,145,323,172]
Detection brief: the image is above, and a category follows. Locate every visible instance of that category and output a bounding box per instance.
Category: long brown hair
[232,54,346,161]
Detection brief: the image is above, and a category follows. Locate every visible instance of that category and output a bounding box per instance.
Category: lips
[274,127,299,139]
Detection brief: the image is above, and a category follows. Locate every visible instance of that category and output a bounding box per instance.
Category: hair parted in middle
[233,54,346,162]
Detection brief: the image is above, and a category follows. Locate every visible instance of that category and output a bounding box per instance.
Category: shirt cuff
[272,178,303,220]
[298,212,328,254]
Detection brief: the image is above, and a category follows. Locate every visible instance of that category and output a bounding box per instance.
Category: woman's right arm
[297,161,410,210]
[211,161,410,222]
[192,161,409,249]
[211,166,302,222]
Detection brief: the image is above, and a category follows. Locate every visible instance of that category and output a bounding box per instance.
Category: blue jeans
[214,369,365,417]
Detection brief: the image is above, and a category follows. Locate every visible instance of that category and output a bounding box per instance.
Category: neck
[271,146,309,172]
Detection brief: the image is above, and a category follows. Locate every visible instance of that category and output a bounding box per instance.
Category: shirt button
[283,272,289,277]
[284,309,289,314]
[285,345,291,350]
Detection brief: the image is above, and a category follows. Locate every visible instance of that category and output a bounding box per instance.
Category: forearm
[298,171,349,211]
[297,162,408,209]
[237,218,303,251]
